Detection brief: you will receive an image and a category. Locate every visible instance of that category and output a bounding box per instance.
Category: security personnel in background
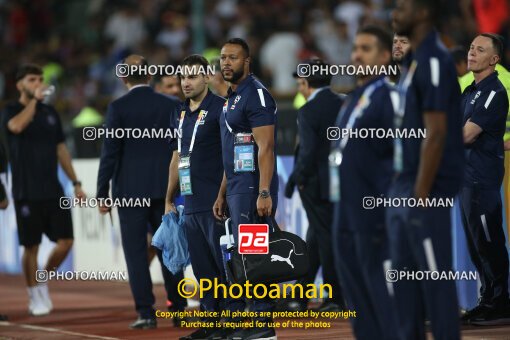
[3,64,86,316]
[288,59,345,312]
[164,55,226,340]
[331,26,399,340]
[391,0,464,338]
[459,34,510,325]
[213,37,278,340]
[96,55,186,329]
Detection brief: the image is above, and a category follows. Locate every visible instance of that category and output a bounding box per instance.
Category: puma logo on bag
[271,249,294,269]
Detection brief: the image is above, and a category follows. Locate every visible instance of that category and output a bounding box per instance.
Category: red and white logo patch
[238,224,269,254]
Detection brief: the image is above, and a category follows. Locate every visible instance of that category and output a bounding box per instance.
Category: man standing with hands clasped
[213,37,278,340]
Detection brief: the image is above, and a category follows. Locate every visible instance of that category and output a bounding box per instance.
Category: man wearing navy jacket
[390,0,464,338]
[164,55,226,340]
[96,55,186,329]
[460,33,510,325]
[290,59,345,312]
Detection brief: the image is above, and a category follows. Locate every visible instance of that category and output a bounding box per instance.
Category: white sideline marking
[0,321,120,339]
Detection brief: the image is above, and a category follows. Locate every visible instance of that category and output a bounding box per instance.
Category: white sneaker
[27,287,50,316]
[37,283,53,311]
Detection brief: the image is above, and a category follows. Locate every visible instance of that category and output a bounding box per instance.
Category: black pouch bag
[226,215,309,284]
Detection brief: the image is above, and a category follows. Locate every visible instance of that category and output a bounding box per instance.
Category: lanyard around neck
[177,109,205,155]
[336,78,386,153]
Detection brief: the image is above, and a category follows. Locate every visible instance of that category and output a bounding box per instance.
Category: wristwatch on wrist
[72,180,82,187]
[259,190,270,199]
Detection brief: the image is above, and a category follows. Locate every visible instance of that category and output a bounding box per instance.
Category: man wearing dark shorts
[2,64,86,316]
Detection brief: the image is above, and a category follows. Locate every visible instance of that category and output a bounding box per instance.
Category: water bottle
[41,85,55,97]
[220,218,235,282]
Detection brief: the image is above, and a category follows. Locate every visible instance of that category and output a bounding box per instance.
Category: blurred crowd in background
[0,0,509,149]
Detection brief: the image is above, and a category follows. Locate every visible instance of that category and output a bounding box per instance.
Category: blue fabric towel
[151,205,190,274]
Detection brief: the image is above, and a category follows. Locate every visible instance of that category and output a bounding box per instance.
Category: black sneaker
[460,303,492,323]
[210,327,240,340]
[180,327,218,339]
[227,327,276,340]
[471,304,510,326]
[129,317,157,329]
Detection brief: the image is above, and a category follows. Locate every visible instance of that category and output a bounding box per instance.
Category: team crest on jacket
[470,91,481,105]
[230,95,241,110]
[198,110,208,125]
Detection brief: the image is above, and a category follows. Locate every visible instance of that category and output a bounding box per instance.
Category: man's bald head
[122,54,150,85]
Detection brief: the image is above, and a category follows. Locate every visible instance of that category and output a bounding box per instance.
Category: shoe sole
[29,310,50,316]
[471,318,510,326]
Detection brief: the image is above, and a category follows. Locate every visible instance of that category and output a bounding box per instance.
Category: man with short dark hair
[154,74,184,100]
[392,33,410,63]
[391,33,411,82]
[3,63,86,316]
[164,54,225,340]
[331,25,400,339]
[97,55,186,329]
[213,37,278,340]
[390,0,464,338]
[288,59,345,312]
[459,33,510,325]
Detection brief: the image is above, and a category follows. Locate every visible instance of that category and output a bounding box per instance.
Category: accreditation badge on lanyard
[328,147,342,202]
[328,79,385,202]
[224,97,256,173]
[394,60,417,173]
[234,133,255,172]
[177,110,206,195]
